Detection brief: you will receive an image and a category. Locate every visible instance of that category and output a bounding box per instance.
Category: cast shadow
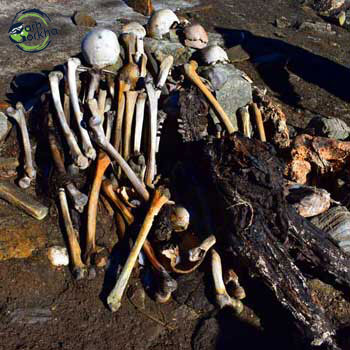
[215,27,350,106]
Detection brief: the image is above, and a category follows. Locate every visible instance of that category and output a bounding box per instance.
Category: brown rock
[73,11,97,27]
[0,219,46,261]
[126,0,154,16]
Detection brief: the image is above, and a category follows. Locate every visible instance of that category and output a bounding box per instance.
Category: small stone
[226,45,250,63]
[47,246,69,266]
[275,16,291,29]
[299,21,336,34]
[0,112,11,143]
[73,11,96,27]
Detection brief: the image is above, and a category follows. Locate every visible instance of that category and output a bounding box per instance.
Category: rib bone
[67,58,96,160]
[184,60,236,134]
[88,99,149,202]
[107,186,170,311]
[6,102,36,188]
[49,71,89,169]
[58,188,87,280]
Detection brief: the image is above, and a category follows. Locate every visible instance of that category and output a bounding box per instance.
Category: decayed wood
[201,134,350,348]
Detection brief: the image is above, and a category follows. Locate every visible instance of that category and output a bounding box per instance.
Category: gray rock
[0,112,11,144]
[199,64,252,129]
[144,37,195,66]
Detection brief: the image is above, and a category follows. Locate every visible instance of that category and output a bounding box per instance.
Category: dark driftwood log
[199,134,350,349]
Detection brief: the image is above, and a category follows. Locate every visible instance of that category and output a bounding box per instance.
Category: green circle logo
[8,9,58,53]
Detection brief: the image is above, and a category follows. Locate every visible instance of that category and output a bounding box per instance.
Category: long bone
[184,60,237,134]
[211,249,243,314]
[123,90,138,160]
[145,76,158,186]
[48,119,88,213]
[87,69,101,100]
[84,152,111,264]
[49,71,89,170]
[237,106,252,138]
[98,89,107,120]
[113,63,140,152]
[107,186,170,312]
[121,33,136,64]
[58,188,88,280]
[88,99,149,201]
[105,111,115,143]
[251,102,266,142]
[134,92,147,154]
[67,58,96,160]
[7,102,36,189]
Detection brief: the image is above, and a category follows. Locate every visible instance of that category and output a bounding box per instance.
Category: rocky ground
[1,0,350,349]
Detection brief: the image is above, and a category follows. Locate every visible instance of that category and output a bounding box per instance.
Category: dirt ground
[1,0,350,349]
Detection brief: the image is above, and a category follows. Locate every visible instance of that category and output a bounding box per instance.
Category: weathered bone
[49,71,89,169]
[122,22,146,63]
[0,180,48,220]
[224,269,246,300]
[145,76,159,186]
[58,188,88,280]
[188,235,216,262]
[123,90,138,160]
[67,58,96,160]
[251,102,266,142]
[88,100,149,201]
[98,88,107,121]
[134,92,147,154]
[121,33,136,63]
[140,53,148,78]
[211,249,243,313]
[184,60,236,134]
[157,56,174,92]
[87,69,101,100]
[142,239,177,303]
[107,186,170,311]
[237,106,252,138]
[101,179,134,225]
[105,111,115,143]
[6,102,36,188]
[84,152,111,264]
[48,122,88,213]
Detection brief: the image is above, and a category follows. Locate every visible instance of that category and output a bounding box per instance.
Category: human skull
[200,45,229,65]
[170,205,190,232]
[81,29,120,68]
[184,23,208,49]
[147,9,180,39]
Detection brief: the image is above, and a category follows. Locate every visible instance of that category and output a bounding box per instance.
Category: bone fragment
[49,71,89,169]
[58,188,87,279]
[105,111,115,143]
[211,249,243,313]
[123,90,138,160]
[188,235,216,262]
[0,180,48,220]
[7,102,36,188]
[67,58,96,160]
[98,88,107,122]
[134,92,147,154]
[157,56,174,91]
[145,77,158,186]
[85,152,111,264]
[251,102,266,142]
[87,69,101,100]
[107,187,170,311]
[237,106,252,138]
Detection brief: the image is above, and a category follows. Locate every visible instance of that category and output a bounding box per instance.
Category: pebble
[47,246,69,266]
[73,11,97,27]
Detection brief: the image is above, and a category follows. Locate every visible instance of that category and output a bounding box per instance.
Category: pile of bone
[2,9,254,314]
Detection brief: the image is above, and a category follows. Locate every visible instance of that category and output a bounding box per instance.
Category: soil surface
[1,1,350,350]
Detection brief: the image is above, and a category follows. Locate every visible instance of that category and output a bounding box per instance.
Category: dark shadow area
[215,27,350,105]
